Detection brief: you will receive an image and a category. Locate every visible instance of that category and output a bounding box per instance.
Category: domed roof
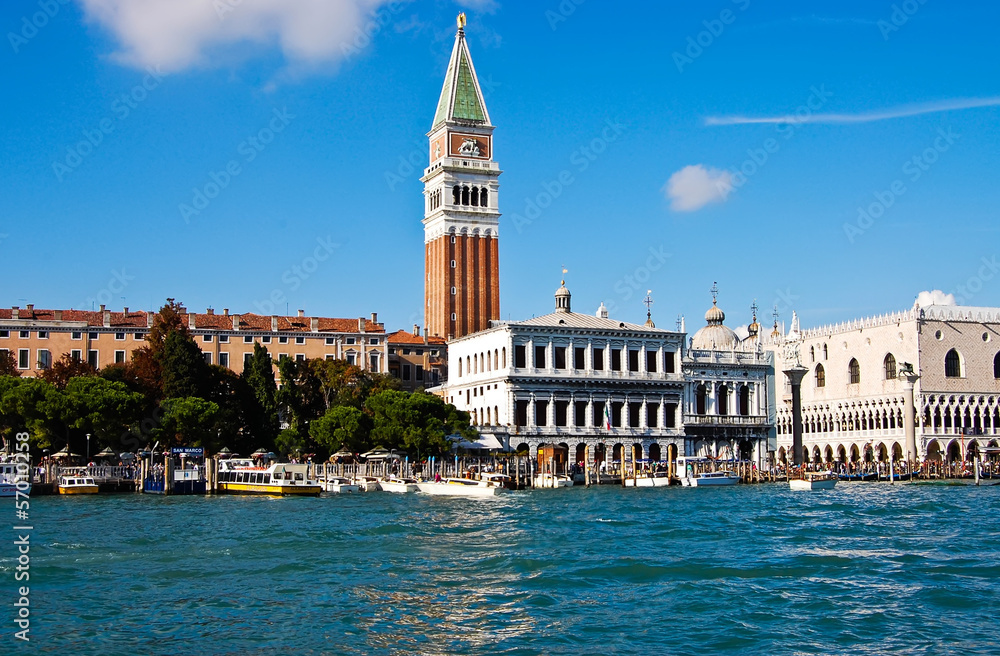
[691,299,740,350]
[705,302,725,324]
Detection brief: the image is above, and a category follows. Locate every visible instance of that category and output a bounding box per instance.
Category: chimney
[310,317,319,332]
[11,307,18,320]
[370,312,378,324]
[412,324,420,337]
[297,309,305,318]
[123,306,129,315]
[206,308,214,316]
[54,310,63,321]
[147,312,153,328]
[223,308,229,316]
[188,314,196,330]
[271,316,278,332]
[103,309,111,327]
[232,315,239,330]
[25,304,33,314]
[99,304,106,312]
[358,317,367,332]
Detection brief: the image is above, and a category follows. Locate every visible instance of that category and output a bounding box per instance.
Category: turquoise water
[10,483,1000,655]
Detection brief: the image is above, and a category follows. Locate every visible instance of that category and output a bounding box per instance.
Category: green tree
[0,377,66,451]
[129,298,190,397]
[365,390,475,459]
[310,405,370,454]
[156,397,220,448]
[275,427,306,459]
[240,343,279,448]
[62,377,145,451]
[160,330,211,399]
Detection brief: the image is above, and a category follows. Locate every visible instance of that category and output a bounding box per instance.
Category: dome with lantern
[690,284,741,350]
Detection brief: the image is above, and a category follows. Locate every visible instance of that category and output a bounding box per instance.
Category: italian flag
[605,404,612,431]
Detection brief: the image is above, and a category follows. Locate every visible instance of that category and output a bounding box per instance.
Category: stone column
[783,365,808,466]
[900,369,920,467]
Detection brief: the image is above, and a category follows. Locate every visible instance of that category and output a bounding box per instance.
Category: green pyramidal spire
[432,22,490,129]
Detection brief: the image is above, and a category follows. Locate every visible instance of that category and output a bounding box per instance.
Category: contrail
[705,96,1000,126]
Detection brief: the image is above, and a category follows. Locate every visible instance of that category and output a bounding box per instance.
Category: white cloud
[706,97,1000,126]
[664,165,733,212]
[915,290,956,307]
[78,0,395,73]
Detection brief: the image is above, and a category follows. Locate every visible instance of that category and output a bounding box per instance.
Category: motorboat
[790,471,838,491]
[417,477,506,497]
[625,472,670,487]
[680,470,741,487]
[379,476,419,493]
[533,473,574,488]
[323,476,360,493]
[351,476,382,492]
[216,458,322,496]
[57,473,98,495]
[0,459,31,497]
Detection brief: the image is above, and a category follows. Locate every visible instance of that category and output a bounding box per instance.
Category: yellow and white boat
[57,472,99,495]
[217,458,321,496]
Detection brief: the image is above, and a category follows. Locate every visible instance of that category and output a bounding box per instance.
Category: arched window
[823,344,828,360]
[696,384,707,415]
[848,359,860,384]
[494,405,499,425]
[995,352,1000,379]
[461,186,470,205]
[501,347,506,368]
[470,186,479,206]
[815,364,826,388]
[884,353,897,380]
[718,385,729,416]
[458,359,462,377]
[810,346,815,362]
[494,349,499,369]
[945,349,963,378]
[480,187,488,207]
[453,185,460,204]
[466,356,471,375]
[739,384,750,416]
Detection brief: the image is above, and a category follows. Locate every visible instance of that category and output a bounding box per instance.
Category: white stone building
[439,284,687,467]
[438,283,777,469]
[768,301,1000,465]
[682,294,776,465]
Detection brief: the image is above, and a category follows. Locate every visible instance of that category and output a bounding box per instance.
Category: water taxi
[790,471,838,491]
[379,476,419,493]
[417,477,507,497]
[57,473,99,495]
[216,458,321,496]
[0,459,31,497]
[322,476,360,493]
[352,475,382,492]
[680,471,741,487]
[625,472,671,487]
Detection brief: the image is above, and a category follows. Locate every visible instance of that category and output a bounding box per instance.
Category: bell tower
[422,13,501,340]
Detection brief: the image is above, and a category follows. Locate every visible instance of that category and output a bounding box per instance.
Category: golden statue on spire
[457,13,467,29]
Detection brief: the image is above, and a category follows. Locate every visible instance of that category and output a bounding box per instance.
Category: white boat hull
[652,475,671,487]
[417,480,504,497]
[790,478,838,491]
[0,483,30,497]
[380,480,419,493]
[323,480,360,493]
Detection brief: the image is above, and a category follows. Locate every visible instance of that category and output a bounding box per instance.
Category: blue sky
[3,0,999,334]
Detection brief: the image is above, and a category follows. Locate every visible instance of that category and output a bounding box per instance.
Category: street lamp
[86,433,91,462]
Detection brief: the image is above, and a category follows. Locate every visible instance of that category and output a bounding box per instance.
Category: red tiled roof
[0,307,385,334]
[386,329,447,345]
